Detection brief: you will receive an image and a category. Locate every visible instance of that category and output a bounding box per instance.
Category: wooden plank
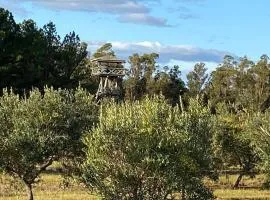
[92,67,126,76]
[91,58,126,63]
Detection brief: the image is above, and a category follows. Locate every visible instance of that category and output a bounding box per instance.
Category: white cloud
[87,41,231,63]
[2,0,170,26]
[29,0,149,14]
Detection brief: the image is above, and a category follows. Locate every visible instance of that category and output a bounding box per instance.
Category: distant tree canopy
[208,55,270,112]
[0,8,87,94]
[124,53,185,104]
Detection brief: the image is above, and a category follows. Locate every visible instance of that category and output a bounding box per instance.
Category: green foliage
[0,8,88,94]
[248,110,270,179]
[124,53,186,104]
[213,103,260,188]
[124,53,159,100]
[0,87,98,199]
[209,55,270,112]
[150,65,186,105]
[187,63,208,98]
[0,8,19,66]
[81,97,215,200]
[209,56,238,105]
[92,43,115,58]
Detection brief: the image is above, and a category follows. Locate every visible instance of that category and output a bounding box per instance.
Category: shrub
[82,97,215,200]
[0,87,98,200]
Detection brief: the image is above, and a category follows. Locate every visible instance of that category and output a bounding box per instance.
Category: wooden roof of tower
[91,56,126,64]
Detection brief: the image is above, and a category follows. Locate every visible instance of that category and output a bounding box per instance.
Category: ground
[1,173,270,199]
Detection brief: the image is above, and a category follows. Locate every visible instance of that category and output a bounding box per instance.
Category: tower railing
[91,66,126,76]
[91,57,126,102]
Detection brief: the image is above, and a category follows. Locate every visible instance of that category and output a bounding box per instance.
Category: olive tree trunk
[24,181,34,200]
[233,173,244,188]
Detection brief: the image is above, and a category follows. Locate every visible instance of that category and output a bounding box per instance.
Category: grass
[205,174,266,189]
[0,173,98,200]
[214,189,270,199]
[208,174,270,199]
[1,173,270,199]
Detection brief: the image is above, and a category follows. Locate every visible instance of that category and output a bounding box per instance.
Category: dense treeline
[1,8,270,200]
[0,8,87,93]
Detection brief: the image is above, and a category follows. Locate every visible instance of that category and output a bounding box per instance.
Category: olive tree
[248,110,270,187]
[213,103,260,188]
[81,97,215,200]
[0,87,98,200]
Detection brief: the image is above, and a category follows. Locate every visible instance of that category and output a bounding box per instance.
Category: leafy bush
[248,110,270,187]
[213,104,260,188]
[0,87,98,200]
[82,97,215,200]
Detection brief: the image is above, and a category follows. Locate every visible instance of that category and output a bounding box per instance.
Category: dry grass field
[0,173,98,200]
[1,173,270,200]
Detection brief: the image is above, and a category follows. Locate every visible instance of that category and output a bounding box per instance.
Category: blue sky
[1,0,270,74]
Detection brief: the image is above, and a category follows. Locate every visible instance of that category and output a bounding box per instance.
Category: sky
[1,0,270,75]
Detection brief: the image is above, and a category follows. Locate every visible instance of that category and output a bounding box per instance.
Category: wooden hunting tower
[91,56,126,102]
